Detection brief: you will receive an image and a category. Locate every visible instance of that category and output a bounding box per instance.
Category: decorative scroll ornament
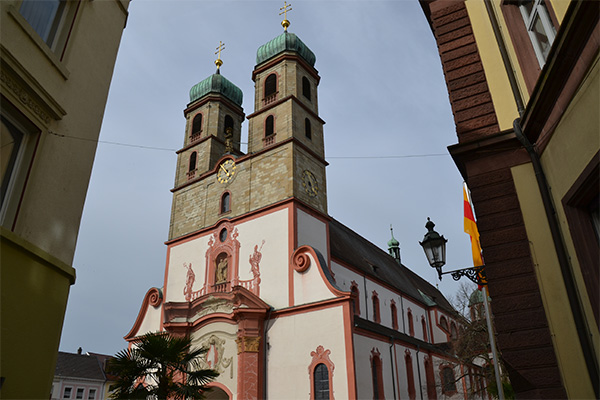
[148,288,162,307]
[292,251,310,273]
[450,265,487,285]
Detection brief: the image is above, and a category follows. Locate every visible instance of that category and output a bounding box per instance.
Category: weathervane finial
[215,41,225,71]
[279,1,292,31]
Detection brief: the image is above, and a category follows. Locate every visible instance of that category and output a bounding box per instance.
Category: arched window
[313,363,329,400]
[188,152,197,172]
[350,281,360,316]
[450,322,458,341]
[440,316,449,332]
[391,300,398,330]
[372,291,380,323]
[309,346,334,400]
[441,366,457,395]
[422,317,428,342]
[407,309,415,336]
[305,118,312,139]
[371,349,384,400]
[265,115,274,137]
[302,76,311,100]
[224,115,233,134]
[265,73,277,97]
[192,114,202,136]
[405,351,416,400]
[220,192,230,214]
[425,356,437,400]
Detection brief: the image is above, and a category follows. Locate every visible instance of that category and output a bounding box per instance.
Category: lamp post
[419,217,503,399]
[419,218,487,286]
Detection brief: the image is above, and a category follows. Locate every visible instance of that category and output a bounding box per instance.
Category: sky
[59,0,478,356]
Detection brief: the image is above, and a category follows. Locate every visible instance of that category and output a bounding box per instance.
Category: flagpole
[482,285,505,399]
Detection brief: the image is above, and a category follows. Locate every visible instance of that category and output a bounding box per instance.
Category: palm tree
[108,332,219,399]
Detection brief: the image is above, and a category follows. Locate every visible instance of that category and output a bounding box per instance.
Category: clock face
[302,170,318,197]
[217,159,236,184]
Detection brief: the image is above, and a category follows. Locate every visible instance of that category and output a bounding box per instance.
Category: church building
[126,14,481,400]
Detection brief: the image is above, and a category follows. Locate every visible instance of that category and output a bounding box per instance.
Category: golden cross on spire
[279,1,292,31]
[215,41,225,70]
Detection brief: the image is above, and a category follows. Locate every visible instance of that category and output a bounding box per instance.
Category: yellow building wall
[1,228,76,399]
[509,54,599,400]
[465,0,524,130]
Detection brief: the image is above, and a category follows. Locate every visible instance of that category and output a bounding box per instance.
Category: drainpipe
[416,345,424,400]
[262,307,274,398]
[513,119,600,398]
[389,337,397,400]
[363,276,369,320]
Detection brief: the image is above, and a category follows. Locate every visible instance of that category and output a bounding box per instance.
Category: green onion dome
[189,72,243,107]
[256,31,316,67]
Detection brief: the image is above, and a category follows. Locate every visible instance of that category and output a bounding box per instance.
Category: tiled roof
[55,352,108,381]
[328,218,457,315]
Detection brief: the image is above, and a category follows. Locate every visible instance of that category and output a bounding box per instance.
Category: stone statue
[215,257,228,284]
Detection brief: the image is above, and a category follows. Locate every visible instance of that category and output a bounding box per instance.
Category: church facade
[126,24,483,400]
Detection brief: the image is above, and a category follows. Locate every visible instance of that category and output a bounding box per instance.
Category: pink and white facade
[126,26,485,400]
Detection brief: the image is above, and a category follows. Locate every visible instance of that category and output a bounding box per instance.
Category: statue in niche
[215,254,228,284]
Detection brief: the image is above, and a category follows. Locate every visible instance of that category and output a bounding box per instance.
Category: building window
[407,309,414,336]
[440,316,449,332]
[450,322,458,340]
[371,349,384,400]
[19,0,78,55]
[1,106,38,227]
[189,152,197,173]
[264,73,277,102]
[313,363,330,400]
[265,115,274,137]
[441,366,457,395]
[20,0,65,45]
[422,317,428,342]
[372,291,380,323]
[88,389,96,400]
[1,116,24,210]
[518,0,556,67]
[63,387,72,399]
[350,281,360,315]
[191,114,202,138]
[220,192,230,214]
[305,118,312,140]
[563,155,599,327]
[224,115,233,134]
[405,351,416,400]
[391,300,398,330]
[425,356,437,400]
[75,388,84,399]
[302,76,311,101]
[309,346,335,400]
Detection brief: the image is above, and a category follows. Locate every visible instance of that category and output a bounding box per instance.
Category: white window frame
[87,388,96,400]
[63,386,72,399]
[0,112,37,227]
[75,387,84,399]
[518,0,556,67]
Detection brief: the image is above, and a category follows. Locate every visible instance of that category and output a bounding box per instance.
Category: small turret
[388,225,401,264]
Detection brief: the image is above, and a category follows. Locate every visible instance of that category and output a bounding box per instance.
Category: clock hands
[219,163,231,177]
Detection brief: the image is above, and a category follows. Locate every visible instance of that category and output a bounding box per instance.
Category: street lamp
[419,217,487,285]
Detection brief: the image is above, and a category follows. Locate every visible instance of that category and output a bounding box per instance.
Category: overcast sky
[59,0,478,356]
